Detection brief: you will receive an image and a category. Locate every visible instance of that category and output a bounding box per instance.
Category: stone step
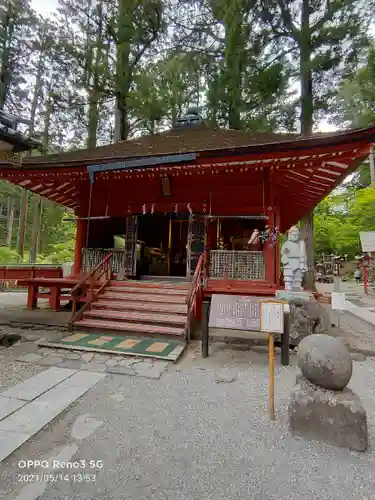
[109,280,190,290]
[105,286,187,296]
[92,300,187,315]
[85,309,187,326]
[100,291,187,304]
[75,319,185,337]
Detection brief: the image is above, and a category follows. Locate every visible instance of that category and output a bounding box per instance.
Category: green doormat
[39,333,186,362]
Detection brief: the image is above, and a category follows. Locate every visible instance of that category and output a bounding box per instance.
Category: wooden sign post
[260,301,284,421]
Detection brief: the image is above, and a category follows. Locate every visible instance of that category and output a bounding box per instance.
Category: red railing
[69,252,113,329]
[185,254,204,341]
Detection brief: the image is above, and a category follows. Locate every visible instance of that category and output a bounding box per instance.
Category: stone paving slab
[0,371,106,459]
[57,359,84,370]
[346,300,375,327]
[38,355,64,366]
[16,353,44,363]
[1,367,77,402]
[0,397,26,421]
[0,429,30,463]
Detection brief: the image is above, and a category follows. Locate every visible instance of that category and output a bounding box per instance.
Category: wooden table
[16,278,82,312]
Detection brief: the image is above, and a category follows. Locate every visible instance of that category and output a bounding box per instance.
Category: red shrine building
[1,112,375,307]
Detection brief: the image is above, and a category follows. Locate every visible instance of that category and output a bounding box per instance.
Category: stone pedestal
[289,376,368,452]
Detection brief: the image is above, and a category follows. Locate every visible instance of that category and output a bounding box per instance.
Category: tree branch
[276,0,300,40]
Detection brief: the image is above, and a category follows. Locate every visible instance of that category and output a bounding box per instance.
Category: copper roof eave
[0,124,374,171]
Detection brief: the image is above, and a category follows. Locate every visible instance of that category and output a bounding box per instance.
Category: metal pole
[269,333,275,420]
[167,217,172,275]
[202,300,210,358]
[281,312,290,366]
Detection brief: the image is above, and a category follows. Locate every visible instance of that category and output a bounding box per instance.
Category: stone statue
[281,226,307,291]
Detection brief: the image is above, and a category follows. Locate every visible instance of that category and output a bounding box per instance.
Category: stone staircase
[74,280,190,340]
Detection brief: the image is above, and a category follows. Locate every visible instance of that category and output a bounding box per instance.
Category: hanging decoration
[202,202,207,213]
[151,204,155,214]
[187,203,192,214]
[142,204,146,215]
[174,203,179,213]
[259,225,280,247]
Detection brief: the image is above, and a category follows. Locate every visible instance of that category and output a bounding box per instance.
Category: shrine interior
[213,216,267,251]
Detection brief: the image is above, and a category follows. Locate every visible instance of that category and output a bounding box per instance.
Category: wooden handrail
[69,252,113,328]
[185,254,204,341]
[186,254,204,306]
[71,252,113,296]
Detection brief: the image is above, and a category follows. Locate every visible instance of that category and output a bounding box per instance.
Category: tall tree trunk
[29,195,41,263]
[85,0,99,149]
[6,196,14,247]
[27,48,45,263]
[300,0,313,136]
[0,1,14,109]
[36,198,43,254]
[42,92,54,148]
[115,0,132,141]
[16,189,28,259]
[87,89,99,148]
[224,8,245,130]
[299,0,315,289]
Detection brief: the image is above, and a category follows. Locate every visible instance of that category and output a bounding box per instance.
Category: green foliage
[41,239,75,264]
[335,45,375,129]
[0,246,21,264]
[315,187,375,258]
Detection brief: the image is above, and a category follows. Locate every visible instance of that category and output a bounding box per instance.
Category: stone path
[3,340,170,380]
[0,367,105,463]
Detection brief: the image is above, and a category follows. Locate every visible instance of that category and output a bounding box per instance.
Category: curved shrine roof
[4,123,375,168]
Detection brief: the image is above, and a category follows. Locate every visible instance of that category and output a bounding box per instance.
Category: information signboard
[208,294,261,331]
[260,302,284,334]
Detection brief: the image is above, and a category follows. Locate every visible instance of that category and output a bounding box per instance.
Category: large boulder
[289,376,368,452]
[289,298,329,345]
[297,334,352,390]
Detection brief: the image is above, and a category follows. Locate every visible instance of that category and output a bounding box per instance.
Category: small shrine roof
[0,124,41,153]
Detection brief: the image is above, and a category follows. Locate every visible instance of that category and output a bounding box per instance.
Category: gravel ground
[0,343,375,500]
[0,354,47,392]
[336,310,375,353]
[0,292,47,311]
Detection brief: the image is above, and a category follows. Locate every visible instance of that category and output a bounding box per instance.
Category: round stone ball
[297,334,352,390]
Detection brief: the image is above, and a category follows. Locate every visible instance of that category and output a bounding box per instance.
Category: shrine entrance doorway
[137,214,189,278]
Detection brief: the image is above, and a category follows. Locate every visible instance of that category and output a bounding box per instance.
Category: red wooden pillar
[264,210,276,285]
[73,218,87,277]
[264,169,276,286]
